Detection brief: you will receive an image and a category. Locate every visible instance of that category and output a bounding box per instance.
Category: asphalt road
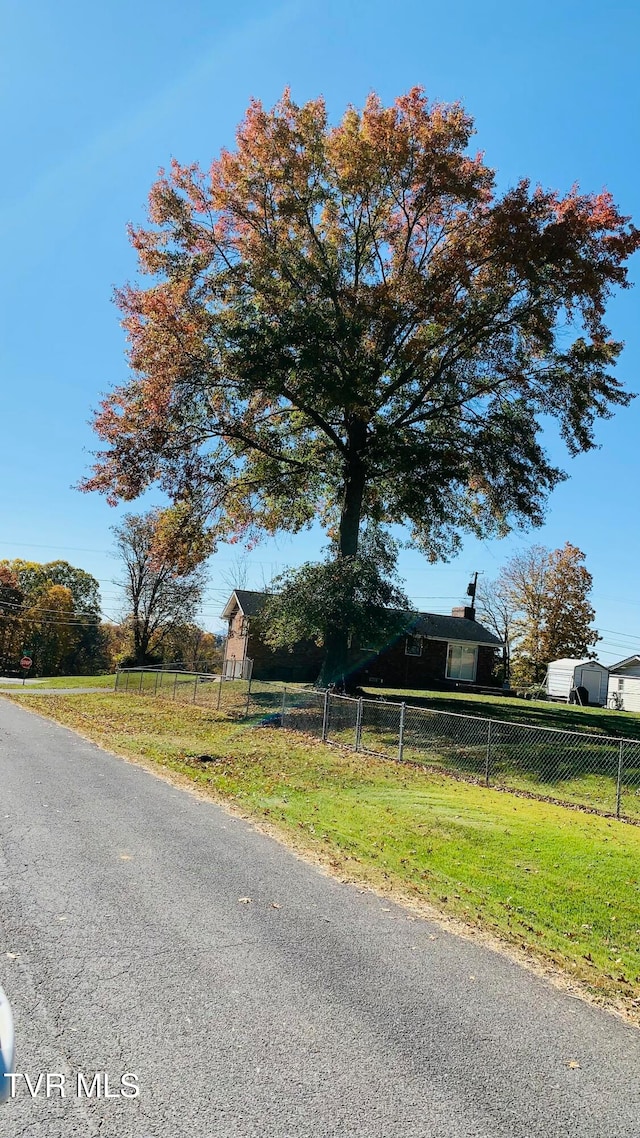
[1,698,639,1137]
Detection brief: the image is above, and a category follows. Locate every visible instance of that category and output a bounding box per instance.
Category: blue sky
[1,0,639,661]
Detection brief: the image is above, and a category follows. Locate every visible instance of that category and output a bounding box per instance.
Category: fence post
[484,720,493,787]
[125,670,130,692]
[193,674,198,703]
[616,740,624,818]
[158,670,164,691]
[216,677,222,711]
[154,670,159,695]
[173,671,178,700]
[355,697,363,751]
[138,670,144,694]
[398,702,406,762]
[281,685,287,726]
[244,674,252,718]
[321,689,329,742]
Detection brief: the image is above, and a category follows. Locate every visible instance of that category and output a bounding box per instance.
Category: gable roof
[221,590,501,646]
[221,589,269,619]
[609,654,640,673]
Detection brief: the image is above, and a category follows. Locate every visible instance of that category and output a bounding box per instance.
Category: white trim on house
[221,591,244,620]
[221,594,249,679]
[610,655,640,677]
[608,655,640,710]
[405,634,422,657]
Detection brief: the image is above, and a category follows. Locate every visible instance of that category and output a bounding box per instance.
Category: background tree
[82,89,639,685]
[160,623,224,673]
[219,552,250,595]
[0,566,24,673]
[497,543,598,686]
[475,575,517,684]
[25,584,78,676]
[498,545,549,686]
[101,620,133,671]
[113,512,206,665]
[0,559,106,676]
[538,543,599,666]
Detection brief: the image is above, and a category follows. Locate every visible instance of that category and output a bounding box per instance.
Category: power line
[0,613,101,629]
[0,598,101,618]
[598,632,640,642]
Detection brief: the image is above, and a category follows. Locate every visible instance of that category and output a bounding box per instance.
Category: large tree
[82,89,639,683]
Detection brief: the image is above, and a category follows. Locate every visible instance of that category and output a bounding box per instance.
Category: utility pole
[467,572,478,609]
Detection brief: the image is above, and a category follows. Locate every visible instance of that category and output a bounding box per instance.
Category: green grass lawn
[0,673,116,689]
[4,689,640,1019]
[363,685,640,739]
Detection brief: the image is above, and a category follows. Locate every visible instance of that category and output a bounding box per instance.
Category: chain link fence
[114,665,296,722]
[114,668,640,822]
[114,666,256,718]
[281,690,640,823]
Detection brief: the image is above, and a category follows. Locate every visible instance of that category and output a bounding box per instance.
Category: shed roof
[548,657,607,669]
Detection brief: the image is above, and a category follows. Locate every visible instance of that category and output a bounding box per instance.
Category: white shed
[546,658,609,706]
[607,656,640,712]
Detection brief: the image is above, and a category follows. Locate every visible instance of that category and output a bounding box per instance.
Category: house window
[405,635,422,657]
[446,643,477,681]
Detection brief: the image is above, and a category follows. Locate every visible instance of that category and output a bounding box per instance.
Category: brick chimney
[451,605,476,621]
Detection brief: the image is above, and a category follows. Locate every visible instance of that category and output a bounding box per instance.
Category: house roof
[407,612,502,647]
[221,589,269,619]
[609,654,640,673]
[221,590,501,646]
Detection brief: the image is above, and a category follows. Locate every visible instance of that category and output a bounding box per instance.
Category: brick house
[221,591,501,689]
[353,606,501,690]
[221,590,324,682]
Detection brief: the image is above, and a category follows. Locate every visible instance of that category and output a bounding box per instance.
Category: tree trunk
[133,613,146,667]
[318,426,367,689]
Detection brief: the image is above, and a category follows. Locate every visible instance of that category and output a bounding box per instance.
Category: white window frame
[446,642,478,682]
[405,634,422,657]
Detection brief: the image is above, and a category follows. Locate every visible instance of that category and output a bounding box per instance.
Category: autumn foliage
[479,543,599,687]
[81,88,639,682]
[0,560,107,676]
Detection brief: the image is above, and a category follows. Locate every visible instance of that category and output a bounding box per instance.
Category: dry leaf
[238,896,253,904]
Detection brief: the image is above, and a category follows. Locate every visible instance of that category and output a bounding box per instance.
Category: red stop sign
[20,656,32,669]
